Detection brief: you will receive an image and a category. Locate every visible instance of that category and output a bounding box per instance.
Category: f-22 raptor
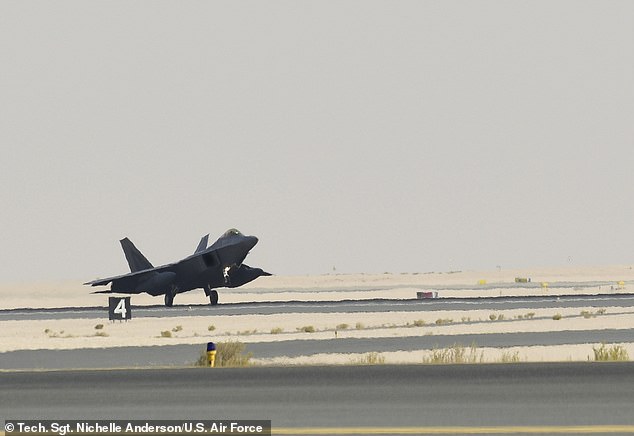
[85,229,271,307]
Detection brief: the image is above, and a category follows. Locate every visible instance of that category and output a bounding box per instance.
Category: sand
[1,265,633,365]
[2,264,633,309]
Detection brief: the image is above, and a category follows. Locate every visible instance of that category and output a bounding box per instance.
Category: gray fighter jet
[85,229,271,307]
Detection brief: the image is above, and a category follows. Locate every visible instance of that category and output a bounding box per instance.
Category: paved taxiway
[2,363,633,430]
[2,293,634,321]
[2,328,633,369]
[3,290,634,370]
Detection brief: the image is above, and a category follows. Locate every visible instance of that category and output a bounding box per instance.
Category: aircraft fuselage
[85,229,270,306]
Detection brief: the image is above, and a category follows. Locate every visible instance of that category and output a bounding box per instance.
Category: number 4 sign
[109,296,132,320]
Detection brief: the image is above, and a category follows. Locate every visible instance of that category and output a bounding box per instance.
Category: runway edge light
[207,342,217,367]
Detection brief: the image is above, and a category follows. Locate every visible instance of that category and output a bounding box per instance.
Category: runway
[2,363,633,431]
[2,293,634,321]
[3,290,634,370]
[3,278,634,434]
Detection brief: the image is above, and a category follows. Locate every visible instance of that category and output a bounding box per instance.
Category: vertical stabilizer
[194,234,209,254]
[120,238,154,272]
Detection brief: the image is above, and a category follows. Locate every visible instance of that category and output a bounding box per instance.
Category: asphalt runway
[3,293,634,321]
[2,328,633,370]
[2,363,633,432]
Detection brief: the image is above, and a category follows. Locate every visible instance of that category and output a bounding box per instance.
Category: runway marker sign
[108,297,131,321]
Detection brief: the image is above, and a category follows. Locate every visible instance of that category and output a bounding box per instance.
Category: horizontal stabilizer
[120,238,154,273]
[84,277,113,286]
[91,290,114,294]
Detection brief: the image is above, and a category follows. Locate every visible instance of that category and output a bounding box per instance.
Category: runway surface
[2,363,633,431]
[3,287,634,371]
[3,293,634,321]
[2,328,633,370]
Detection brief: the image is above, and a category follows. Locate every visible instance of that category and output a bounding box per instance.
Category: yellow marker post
[206,342,217,367]
[541,282,549,289]
[477,279,487,285]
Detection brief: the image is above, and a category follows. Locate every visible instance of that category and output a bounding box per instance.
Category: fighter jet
[85,229,271,307]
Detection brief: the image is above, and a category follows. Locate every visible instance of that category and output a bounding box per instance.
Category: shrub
[94,324,104,330]
[593,343,629,361]
[552,313,562,321]
[355,322,365,330]
[413,319,425,327]
[526,312,536,319]
[208,325,216,331]
[44,329,63,338]
[435,318,452,325]
[270,327,283,334]
[423,343,482,364]
[499,350,520,363]
[195,340,253,367]
[489,314,498,321]
[336,323,349,330]
[160,330,172,338]
[352,352,386,365]
[216,341,253,367]
[172,325,183,332]
[298,326,315,333]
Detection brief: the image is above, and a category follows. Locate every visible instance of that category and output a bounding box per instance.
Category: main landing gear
[209,289,219,306]
[164,291,174,307]
[164,285,178,307]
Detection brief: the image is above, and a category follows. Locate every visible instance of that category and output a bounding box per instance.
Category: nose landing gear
[205,285,219,306]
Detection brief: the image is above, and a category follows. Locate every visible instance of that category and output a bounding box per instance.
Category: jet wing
[84,268,156,286]
[85,263,180,296]
[84,264,173,287]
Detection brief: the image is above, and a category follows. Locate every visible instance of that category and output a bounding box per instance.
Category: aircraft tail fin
[120,238,154,272]
[194,234,209,254]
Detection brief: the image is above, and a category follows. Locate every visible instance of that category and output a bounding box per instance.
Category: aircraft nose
[245,235,258,250]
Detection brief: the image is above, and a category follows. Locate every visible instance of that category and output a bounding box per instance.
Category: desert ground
[1,265,634,366]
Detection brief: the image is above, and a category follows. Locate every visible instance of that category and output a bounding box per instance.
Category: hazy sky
[1,1,632,282]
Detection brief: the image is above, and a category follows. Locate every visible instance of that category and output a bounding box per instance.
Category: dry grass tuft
[423,343,482,364]
[593,343,629,361]
[351,352,386,365]
[195,340,253,367]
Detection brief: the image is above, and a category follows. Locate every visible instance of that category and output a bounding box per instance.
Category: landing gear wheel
[209,290,219,306]
[164,292,174,307]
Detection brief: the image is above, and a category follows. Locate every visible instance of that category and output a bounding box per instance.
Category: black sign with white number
[108,296,131,320]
